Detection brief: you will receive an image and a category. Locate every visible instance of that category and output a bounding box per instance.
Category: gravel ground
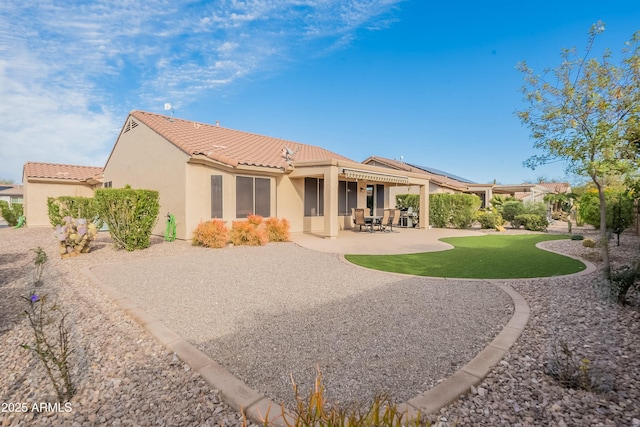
[88,244,512,408]
[1,225,639,426]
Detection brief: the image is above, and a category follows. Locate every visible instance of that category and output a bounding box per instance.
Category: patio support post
[419,184,428,229]
[486,188,493,208]
[323,165,339,239]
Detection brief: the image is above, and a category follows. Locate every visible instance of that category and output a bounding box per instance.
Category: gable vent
[123,119,139,133]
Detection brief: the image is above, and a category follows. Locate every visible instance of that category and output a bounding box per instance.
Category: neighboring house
[22,162,103,227]
[102,110,431,240]
[363,156,554,207]
[0,185,24,207]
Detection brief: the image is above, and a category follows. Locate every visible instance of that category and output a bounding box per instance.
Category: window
[304,177,324,216]
[236,176,270,218]
[211,175,223,218]
[103,181,112,188]
[338,181,357,215]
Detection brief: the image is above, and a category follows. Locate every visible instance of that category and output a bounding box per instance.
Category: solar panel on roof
[406,162,476,184]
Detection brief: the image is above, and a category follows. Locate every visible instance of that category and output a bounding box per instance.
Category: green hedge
[47,196,103,228]
[429,193,481,229]
[578,189,634,232]
[94,186,160,251]
[0,201,23,226]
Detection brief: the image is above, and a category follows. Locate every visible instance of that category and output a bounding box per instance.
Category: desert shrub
[192,219,228,248]
[247,213,263,227]
[490,195,517,213]
[476,209,504,229]
[450,194,482,228]
[582,238,596,248]
[0,201,23,226]
[502,201,525,223]
[429,193,481,228]
[570,234,584,240]
[269,368,427,427]
[578,189,634,231]
[523,201,548,217]
[47,196,102,228]
[264,217,290,242]
[428,194,451,228]
[230,220,268,246]
[545,339,594,391]
[610,264,639,304]
[94,186,160,251]
[512,213,548,231]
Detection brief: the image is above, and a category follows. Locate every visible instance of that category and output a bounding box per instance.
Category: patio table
[365,215,382,232]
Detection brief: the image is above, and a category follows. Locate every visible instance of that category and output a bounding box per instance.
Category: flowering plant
[21,291,76,402]
[54,216,98,257]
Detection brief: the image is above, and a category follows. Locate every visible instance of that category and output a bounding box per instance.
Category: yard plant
[94,186,160,251]
[345,234,586,279]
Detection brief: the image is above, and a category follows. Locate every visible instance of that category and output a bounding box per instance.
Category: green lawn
[344,234,586,279]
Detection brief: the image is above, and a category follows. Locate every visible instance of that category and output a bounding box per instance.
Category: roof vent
[123,119,139,133]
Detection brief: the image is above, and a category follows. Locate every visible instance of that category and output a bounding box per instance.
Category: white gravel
[1,224,639,426]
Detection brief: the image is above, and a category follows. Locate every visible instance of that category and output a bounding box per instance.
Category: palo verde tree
[517,21,640,279]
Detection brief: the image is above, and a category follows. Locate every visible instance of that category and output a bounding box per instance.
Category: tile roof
[536,182,571,193]
[362,156,471,190]
[129,110,353,169]
[23,162,103,181]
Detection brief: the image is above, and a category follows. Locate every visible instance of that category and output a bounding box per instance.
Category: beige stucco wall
[102,119,189,238]
[275,175,305,233]
[22,179,97,227]
[184,162,281,238]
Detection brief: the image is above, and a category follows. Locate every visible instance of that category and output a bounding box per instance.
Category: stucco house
[0,185,23,207]
[362,156,554,207]
[22,162,103,227]
[101,110,431,240]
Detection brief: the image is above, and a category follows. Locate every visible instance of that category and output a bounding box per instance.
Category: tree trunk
[595,180,611,279]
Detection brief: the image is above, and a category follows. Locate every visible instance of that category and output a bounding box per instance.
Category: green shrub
[429,193,481,228]
[47,196,103,228]
[476,210,504,229]
[570,234,584,240]
[0,201,23,226]
[578,189,634,232]
[523,201,548,217]
[450,194,482,228]
[192,219,228,248]
[428,194,450,228]
[512,213,548,231]
[502,201,525,223]
[582,238,596,248]
[94,186,160,251]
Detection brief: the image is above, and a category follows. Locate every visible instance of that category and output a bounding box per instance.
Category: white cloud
[0,0,403,182]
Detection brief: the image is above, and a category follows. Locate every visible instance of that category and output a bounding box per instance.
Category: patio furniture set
[353,208,402,232]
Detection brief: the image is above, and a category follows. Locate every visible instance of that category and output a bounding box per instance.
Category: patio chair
[390,209,401,231]
[353,208,372,232]
[378,209,392,231]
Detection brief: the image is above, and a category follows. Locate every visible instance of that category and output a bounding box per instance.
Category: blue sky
[1,1,639,185]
